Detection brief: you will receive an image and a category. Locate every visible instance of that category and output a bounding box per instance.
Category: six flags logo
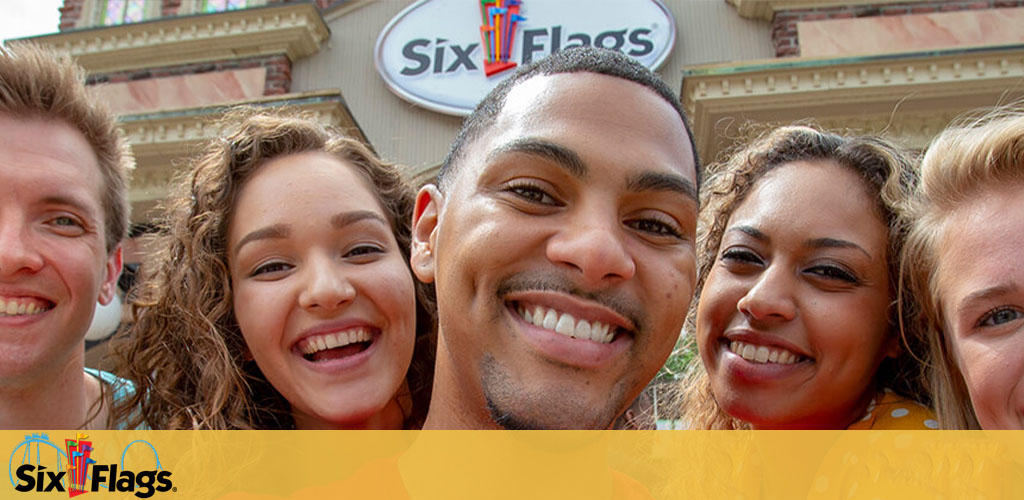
[478,0,525,76]
[10,434,173,498]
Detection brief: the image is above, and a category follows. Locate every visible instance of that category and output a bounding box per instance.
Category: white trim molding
[682,44,1024,162]
[19,2,329,74]
[123,89,366,204]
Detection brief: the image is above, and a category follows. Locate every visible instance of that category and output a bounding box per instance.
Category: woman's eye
[977,307,1024,328]
[507,184,557,205]
[807,265,859,284]
[628,219,682,239]
[251,262,291,276]
[721,248,762,265]
[344,245,384,259]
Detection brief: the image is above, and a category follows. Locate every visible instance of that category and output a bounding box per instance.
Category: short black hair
[438,46,701,190]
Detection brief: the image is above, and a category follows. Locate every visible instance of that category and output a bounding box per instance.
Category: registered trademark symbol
[172,487,178,492]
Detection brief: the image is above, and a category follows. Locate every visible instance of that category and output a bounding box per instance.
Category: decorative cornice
[17,3,329,74]
[681,44,1024,162]
[726,0,933,20]
[125,89,366,202]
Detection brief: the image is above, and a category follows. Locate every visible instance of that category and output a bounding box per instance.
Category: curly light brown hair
[901,106,1024,429]
[111,108,435,429]
[679,125,927,429]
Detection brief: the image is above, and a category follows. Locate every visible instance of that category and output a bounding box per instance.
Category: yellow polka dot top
[846,389,938,430]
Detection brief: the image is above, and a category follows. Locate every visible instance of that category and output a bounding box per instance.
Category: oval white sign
[374,0,677,116]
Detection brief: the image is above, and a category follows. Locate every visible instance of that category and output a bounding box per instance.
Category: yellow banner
[4,431,1022,499]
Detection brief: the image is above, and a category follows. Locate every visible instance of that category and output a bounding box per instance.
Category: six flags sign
[374,0,677,115]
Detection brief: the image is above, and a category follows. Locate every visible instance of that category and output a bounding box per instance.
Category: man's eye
[977,307,1024,328]
[251,262,291,277]
[52,216,81,227]
[507,184,556,205]
[628,218,681,238]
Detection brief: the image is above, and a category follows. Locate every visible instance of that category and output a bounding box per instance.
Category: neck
[422,340,499,430]
[0,359,104,430]
[293,396,407,430]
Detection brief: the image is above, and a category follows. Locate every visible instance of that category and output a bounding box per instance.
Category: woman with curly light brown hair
[679,125,933,429]
[111,108,434,429]
[902,107,1024,430]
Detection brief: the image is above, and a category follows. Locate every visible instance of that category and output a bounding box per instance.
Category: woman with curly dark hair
[111,108,434,429]
[680,125,933,429]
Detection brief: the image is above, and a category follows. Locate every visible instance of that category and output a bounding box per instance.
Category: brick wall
[773,0,1024,57]
[58,0,86,31]
[86,54,292,95]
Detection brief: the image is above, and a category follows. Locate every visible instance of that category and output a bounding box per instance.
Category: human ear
[411,184,443,284]
[98,245,123,306]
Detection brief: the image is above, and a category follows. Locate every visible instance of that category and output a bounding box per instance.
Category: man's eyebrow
[956,283,1019,318]
[234,224,289,258]
[40,195,98,218]
[625,171,697,203]
[805,237,872,260]
[331,210,389,230]
[487,138,587,178]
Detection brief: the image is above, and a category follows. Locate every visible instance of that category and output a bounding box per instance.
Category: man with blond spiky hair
[0,43,132,429]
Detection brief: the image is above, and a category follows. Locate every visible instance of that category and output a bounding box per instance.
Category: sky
[1,0,65,43]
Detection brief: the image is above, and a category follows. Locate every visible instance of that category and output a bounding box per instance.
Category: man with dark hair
[0,43,131,429]
[411,47,700,429]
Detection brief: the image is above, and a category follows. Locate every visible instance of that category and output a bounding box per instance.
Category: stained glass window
[203,0,250,13]
[103,0,146,26]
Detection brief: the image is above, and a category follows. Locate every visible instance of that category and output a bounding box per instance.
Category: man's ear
[98,244,123,306]
[411,184,443,284]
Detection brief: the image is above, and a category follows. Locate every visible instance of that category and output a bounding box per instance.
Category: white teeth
[575,320,591,341]
[729,340,802,365]
[300,327,371,356]
[516,305,616,344]
[0,298,48,317]
[555,314,575,336]
[542,309,558,330]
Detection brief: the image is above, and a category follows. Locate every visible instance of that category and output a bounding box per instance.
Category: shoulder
[848,390,938,430]
[84,367,135,401]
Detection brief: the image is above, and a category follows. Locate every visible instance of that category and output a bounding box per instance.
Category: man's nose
[545,211,636,288]
[0,217,44,276]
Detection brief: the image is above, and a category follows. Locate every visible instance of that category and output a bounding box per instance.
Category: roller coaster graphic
[9,433,163,494]
[479,0,526,76]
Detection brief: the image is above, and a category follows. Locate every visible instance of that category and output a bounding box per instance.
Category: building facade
[20,0,1024,221]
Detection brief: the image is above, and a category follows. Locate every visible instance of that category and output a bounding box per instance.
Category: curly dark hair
[110,108,435,429]
[679,125,927,429]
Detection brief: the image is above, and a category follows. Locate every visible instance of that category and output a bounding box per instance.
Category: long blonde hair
[680,125,925,429]
[111,108,435,429]
[901,106,1024,429]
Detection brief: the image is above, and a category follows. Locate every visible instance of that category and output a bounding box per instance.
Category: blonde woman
[902,107,1024,429]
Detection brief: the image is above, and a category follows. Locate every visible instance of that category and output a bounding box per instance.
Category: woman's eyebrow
[331,210,388,230]
[234,224,290,258]
[805,237,871,259]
